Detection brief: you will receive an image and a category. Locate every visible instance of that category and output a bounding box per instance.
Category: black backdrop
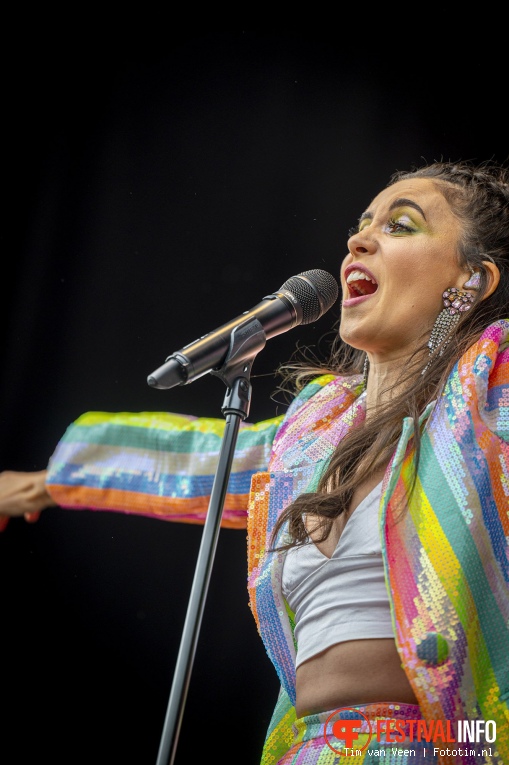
[2,31,507,765]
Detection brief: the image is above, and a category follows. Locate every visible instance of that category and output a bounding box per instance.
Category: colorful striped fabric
[47,410,283,528]
[273,702,433,763]
[45,320,509,764]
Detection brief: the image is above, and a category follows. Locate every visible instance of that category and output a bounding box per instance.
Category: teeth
[346,270,376,284]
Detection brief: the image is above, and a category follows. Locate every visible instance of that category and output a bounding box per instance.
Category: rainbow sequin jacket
[46,320,509,764]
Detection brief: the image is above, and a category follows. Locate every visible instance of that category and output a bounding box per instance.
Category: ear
[481,260,501,300]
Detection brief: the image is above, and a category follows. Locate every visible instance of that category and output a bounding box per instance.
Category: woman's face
[340,177,471,363]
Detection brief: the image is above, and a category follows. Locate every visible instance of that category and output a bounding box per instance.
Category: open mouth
[345,269,378,298]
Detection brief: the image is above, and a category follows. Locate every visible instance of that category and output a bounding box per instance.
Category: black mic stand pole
[153,318,267,765]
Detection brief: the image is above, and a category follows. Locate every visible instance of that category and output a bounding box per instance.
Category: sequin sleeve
[45,410,284,529]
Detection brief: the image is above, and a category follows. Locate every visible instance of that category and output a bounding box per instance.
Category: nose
[347,229,377,257]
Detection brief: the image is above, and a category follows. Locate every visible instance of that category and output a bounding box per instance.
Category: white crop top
[281,481,394,668]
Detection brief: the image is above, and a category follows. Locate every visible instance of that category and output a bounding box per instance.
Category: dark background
[1,31,507,765]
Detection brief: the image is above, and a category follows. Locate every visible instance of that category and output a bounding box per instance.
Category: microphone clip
[211,317,267,419]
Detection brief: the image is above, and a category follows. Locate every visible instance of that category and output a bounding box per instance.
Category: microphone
[147,269,339,390]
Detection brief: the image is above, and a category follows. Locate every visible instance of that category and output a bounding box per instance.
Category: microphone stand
[153,318,267,765]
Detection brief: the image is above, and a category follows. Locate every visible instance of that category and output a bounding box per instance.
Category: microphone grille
[280,269,339,324]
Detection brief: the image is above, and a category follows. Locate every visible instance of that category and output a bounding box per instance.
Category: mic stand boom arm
[152,317,267,765]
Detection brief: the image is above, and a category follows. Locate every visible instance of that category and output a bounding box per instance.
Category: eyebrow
[359,197,427,223]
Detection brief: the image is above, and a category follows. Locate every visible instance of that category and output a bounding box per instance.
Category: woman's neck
[365,351,424,414]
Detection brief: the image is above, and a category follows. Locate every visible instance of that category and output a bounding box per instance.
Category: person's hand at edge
[0,470,56,532]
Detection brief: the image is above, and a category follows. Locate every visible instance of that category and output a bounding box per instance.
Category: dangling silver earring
[362,353,369,388]
[423,285,475,374]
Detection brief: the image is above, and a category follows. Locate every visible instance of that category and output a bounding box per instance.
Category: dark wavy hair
[270,159,509,552]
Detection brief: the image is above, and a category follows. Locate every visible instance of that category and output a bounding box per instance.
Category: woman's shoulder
[459,319,509,386]
[435,319,509,443]
[279,371,364,427]
[286,373,338,408]
[475,318,509,355]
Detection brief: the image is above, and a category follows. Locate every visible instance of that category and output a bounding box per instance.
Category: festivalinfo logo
[324,707,498,758]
